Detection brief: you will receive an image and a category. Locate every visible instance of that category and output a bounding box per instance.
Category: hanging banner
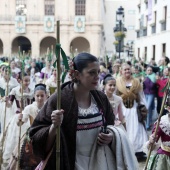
[74,16,85,32]
[15,16,26,34]
[44,16,54,32]
[148,0,152,21]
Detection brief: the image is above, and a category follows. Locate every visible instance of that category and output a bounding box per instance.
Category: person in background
[133,66,143,82]
[116,63,148,159]
[40,60,53,83]
[156,67,169,115]
[99,64,108,83]
[143,66,157,130]
[10,60,21,75]
[103,74,125,127]
[112,63,121,79]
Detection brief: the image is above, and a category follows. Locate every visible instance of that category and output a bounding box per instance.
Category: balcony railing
[151,25,156,34]
[143,28,147,36]
[0,15,102,22]
[161,21,166,31]
[136,31,140,38]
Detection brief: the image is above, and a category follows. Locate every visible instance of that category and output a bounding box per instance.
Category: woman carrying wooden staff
[30,51,138,169]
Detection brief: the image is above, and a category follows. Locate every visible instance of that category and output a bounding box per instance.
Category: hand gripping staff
[54,20,69,170]
[144,78,170,170]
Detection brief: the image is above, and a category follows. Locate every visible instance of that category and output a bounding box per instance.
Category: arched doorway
[40,37,56,57]
[0,39,3,56]
[12,36,31,55]
[70,37,90,56]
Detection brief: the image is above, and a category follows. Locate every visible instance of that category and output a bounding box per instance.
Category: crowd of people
[0,53,169,170]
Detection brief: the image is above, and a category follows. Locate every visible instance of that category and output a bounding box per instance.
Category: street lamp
[114,6,126,59]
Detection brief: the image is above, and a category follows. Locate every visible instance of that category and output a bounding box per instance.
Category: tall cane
[144,78,170,170]
[16,50,25,170]
[0,72,9,169]
[56,20,61,170]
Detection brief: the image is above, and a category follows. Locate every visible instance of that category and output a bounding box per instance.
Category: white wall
[135,0,170,62]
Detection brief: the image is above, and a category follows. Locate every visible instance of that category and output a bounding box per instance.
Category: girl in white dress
[103,74,125,126]
[8,84,47,170]
[1,73,34,165]
[0,66,19,133]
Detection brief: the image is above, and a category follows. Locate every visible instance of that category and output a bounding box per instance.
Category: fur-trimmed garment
[29,82,114,170]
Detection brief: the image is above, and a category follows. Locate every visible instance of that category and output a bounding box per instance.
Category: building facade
[0,0,106,58]
[135,0,170,62]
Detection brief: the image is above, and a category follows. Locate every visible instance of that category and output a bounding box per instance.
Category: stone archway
[40,37,56,57]
[0,39,3,56]
[70,37,90,55]
[12,36,31,55]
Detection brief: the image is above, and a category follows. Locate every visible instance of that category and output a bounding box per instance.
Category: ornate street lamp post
[114,6,126,59]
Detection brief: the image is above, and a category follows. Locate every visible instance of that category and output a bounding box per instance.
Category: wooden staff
[0,70,10,169]
[144,78,170,170]
[56,20,61,170]
[16,50,25,170]
[43,48,49,84]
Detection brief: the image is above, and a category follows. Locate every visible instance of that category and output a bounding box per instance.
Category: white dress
[109,94,125,122]
[29,68,37,90]
[75,97,102,170]
[0,77,19,133]
[122,83,148,153]
[1,86,34,162]
[41,67,53,78]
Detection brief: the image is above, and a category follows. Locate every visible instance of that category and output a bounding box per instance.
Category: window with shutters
[45,0,55,15]
[75,0,86,16]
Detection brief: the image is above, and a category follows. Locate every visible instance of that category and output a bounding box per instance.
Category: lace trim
[159,114,170,136]
[78,96,99,116]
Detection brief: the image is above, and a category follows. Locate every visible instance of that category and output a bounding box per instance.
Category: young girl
[1,73,34,165]
[144,112,170,169]
[103,74,125,126]
[0,66,19,132]
[8,84,47,170]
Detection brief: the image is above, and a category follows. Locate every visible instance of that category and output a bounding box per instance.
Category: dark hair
[146,65,153,70]
[18,72,30,80]
[73,53,98,72]
[100,62,106,68]
[127,61,132,66]
[2,66,9,71]
[103,74,115,85]
[165,56,169,65]
[34,83,47,93]
[135,66,142,72]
